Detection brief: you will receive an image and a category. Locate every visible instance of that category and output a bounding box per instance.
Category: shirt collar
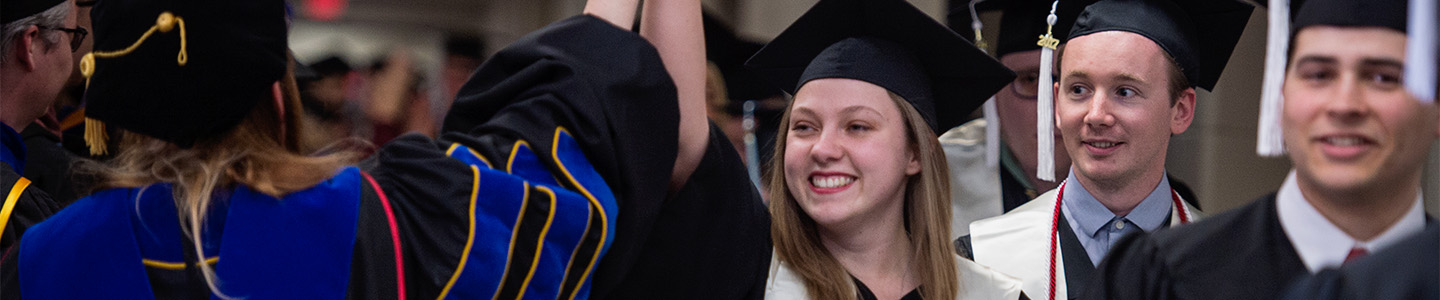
[0,122,24,175]
[1277,170,1426,273]
[1061,170,1174,236]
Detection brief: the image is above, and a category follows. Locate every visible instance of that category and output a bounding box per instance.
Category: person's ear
[18,25,42,71]
[1171,88,1197,135]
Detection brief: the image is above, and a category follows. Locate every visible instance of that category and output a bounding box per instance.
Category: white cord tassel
[970,0,1001,168]
[983,98,1001,167]
[1256,0,1289,157]
[1036,1,1060,182]
[1406,0,1437,103]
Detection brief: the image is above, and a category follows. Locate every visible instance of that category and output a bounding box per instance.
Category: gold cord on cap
[83,118,108,156]
[974,28,989,52]
[79,11,188,156]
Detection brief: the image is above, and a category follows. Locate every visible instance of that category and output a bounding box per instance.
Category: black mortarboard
[945,0,1005,43]
[703,12,783,104]
[746,0,1016,134]
[1293,0,1407,33]
[1069,0,1253,91]
[308,56,352,77]
[82,0,288,150]
[294,59,320,84]
[445,33,486,60]
[2,0,66,24]
[995,0,1097,58]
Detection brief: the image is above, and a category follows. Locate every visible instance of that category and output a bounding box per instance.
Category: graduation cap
[1255,0,1411,156]
[746,0,1016,135]
[2,0,66,24]
[947,0,1099,170]
[945,0,1004,46]
[293,58,321,85]
[1069,0,1253,91]
[307,56,352,78]
[79,0,288,154]
[704,12,783,106]
[444,33,486,60]
[996,0,1098,58]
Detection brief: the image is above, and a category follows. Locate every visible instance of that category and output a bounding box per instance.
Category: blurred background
[285,0,1440,216]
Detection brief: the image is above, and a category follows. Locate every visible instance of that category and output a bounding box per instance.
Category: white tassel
[1036,1,1060,182]
[970,0,1000,168]
[970,0,990,51]
[1406,0,1437,103]
[983,98,1001,168]
[1037,47,1057,182]
[1256,0,1289,157]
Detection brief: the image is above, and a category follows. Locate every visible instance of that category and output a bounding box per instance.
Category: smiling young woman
[768,84,961,300]
[746,0,1024,299]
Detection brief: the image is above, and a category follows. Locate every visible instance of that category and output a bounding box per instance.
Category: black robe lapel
[1058,211,1095,300]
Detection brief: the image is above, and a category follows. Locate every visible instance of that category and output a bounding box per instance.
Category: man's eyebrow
[1293,55,1338,66]
[1359,57,1404,70]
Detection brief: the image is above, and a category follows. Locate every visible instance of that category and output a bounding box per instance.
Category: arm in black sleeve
[353,14,686,300]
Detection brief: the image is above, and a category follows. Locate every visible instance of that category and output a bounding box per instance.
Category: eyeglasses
[1009,70,1041,99]
[37,26,88,52]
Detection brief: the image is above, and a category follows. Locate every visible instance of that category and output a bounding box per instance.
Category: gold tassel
[85,118,108,156]
[77,11,186,157]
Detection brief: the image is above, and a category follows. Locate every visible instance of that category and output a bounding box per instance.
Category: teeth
[810,175,855,188]
[1091,142,1116,148]
[1326,137,1362,146]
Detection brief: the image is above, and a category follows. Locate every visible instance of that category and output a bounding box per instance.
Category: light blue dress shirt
[1060,170,1174,266]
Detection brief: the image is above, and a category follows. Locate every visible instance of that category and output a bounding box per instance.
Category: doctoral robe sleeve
[350,14,685,300]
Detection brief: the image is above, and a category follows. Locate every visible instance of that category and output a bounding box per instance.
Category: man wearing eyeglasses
[20,0,91,207]
[0,0,79,265]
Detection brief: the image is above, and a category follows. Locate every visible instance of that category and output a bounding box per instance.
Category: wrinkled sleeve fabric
[355,14,686,300]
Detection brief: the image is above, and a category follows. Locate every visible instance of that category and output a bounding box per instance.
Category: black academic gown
[0,163,59,252]
[998,162,1036,212]
[20,124,79,206]
[1281,222,1439,300]
[1084,194,1306,300]
[3,15,769,300]
[0,162,60,300]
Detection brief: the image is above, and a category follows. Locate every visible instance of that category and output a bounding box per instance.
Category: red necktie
[1343,247,1369,265]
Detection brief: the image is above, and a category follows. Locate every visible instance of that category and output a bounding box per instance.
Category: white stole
[969,186,1200,299]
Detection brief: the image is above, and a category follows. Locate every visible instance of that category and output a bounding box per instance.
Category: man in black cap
[966,0,1251,299]
[942,0,1085,241]
[1086,0,1433,299]
[944,0,1203,243]
[0,0,76,255]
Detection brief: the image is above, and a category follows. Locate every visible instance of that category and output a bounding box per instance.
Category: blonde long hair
[768,92,958,300]
[79,55,364,297]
